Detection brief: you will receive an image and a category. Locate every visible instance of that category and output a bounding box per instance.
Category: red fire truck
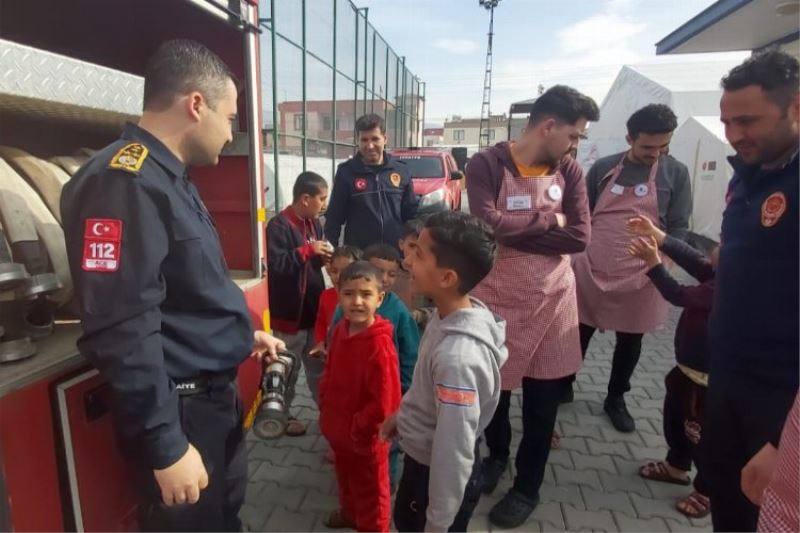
[0,1,269,530]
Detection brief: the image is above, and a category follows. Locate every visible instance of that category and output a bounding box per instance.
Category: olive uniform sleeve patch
[108,143,148,174]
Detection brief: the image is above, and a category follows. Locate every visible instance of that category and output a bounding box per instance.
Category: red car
[392,149,464,214]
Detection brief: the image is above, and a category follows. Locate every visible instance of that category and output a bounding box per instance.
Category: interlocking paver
[562,505,618,532]
[581,487,636,515]
[553,464,603,491]
[613,512,670,532]
[241,301,711,531]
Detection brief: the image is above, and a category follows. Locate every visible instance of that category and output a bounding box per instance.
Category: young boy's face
[299,188,328,219]
[399,235,418,260]
[368,257,399,291]
[405,228,455,297]
[327,256,354,287]
[339,277,384,326]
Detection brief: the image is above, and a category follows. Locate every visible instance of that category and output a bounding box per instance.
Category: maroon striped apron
[572,153,668,333]
[471,165,582,390]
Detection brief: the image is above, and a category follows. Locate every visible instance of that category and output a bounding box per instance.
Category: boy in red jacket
[319,261,401,532]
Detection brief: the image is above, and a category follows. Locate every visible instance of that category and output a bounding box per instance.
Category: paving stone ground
[240,301,711,532]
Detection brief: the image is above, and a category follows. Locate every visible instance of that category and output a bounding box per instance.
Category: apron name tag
[610,184,625,195]
[506,195,532,211]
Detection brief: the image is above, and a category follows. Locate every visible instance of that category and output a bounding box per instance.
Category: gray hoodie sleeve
[426,348,492,531]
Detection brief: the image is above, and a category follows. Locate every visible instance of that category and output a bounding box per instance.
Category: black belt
[173,369,237,396]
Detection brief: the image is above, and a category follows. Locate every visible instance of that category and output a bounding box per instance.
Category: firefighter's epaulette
[108,143,148,174]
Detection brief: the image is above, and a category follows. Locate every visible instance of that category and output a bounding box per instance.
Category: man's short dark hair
[363,243,401,265]
[292,171,328,201]
[424,211,496,294]
[144,39,237,112]
[721,50,799,110]
[528,85,600,126]
[332,245,362,262]
[401,219,424,240]
[339,260,383,289]
[355,113,386,134]
[626,104,678,139]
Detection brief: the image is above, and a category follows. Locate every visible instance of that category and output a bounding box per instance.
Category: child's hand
[627,215,666,246]
[628,236,661,268]
[310,240,333,259]
[379,413,398,442]
[741,442,778,505]
[309,341,326,358]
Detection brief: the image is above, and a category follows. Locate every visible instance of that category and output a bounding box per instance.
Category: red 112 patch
[82,219,122,272]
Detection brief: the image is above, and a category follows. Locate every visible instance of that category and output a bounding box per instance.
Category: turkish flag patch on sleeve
[82,219,123,272]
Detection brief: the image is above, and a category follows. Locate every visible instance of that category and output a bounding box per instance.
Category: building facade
[442,114,526,151]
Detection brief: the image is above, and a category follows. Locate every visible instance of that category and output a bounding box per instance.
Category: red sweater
[314,287,339,343]
[319,316,401,452]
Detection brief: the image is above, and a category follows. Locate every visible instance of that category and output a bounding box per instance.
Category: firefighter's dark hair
[722,50,799,110]
[144,39,238,111]
[355,113,387,134]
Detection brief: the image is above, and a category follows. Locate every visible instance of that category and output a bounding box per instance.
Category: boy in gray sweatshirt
[381,211,508,532]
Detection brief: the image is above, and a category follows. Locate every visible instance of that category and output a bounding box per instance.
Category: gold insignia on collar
[108,143,148,174]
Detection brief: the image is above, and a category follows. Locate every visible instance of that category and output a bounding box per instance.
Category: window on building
[453,129,465,141]
[293,113,304,131]
[322,114,333,131]
[488,129,496,140]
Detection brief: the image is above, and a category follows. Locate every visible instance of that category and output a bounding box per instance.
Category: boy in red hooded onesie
[319,261,401,532]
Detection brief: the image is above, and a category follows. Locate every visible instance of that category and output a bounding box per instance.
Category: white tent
[669,116,734,242]
[577,59,741,171]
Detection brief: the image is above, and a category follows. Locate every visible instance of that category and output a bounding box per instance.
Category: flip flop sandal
[639,461,691,486]
[284,417,307,437]
[676,491,711,519]
[323,509,355,529]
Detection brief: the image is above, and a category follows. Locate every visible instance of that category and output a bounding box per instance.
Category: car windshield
[396,156,444,178]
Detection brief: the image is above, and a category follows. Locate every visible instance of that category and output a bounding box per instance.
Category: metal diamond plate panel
[0,39,143,125]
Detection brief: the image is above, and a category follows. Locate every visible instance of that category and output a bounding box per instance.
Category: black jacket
[267,207,326,333]
[709,152,798,391]
[324,152,418,249]
[61,123,253,470]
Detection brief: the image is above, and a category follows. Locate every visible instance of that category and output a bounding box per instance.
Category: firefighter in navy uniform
[60,40,285,532]
[324,113,418,250]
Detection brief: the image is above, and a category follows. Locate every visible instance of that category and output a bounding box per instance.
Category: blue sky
[357,0,749,125]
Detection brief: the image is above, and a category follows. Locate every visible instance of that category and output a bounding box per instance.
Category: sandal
[639,461,691,486]
[323,509,355,529]
[284,417,307,437]
[676,491,711,519]
[551,431,561,449]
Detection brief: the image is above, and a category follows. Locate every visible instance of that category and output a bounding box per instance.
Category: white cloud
[558,13,646,55]
[433,38,480,55]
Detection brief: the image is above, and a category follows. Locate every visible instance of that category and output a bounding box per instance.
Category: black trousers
[705,374,796,532]
[126,380,248,532]
[580,323,643,398]
[662,367,709,495]
[393,446,482,532]
[483,376,569,500]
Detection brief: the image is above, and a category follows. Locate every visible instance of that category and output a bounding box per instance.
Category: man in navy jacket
[706,50,799,532]
[325,114,418,249]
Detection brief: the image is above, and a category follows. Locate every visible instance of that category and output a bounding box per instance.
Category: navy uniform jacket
[324,152,418,249]
[61,123,253,470]
[709,151,798,391]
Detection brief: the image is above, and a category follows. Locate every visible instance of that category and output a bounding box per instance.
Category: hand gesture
[741,443,779,506]
[628,236,661,267]
[627,215,666,246]
[311,240,333,259]
[380,413,398,442]
[153,444,208,506]
[309,341,326,358]
[250,331,286,363]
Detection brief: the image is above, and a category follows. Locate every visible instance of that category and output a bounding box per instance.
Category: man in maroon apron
[571,104,692,433]
[467,85,599,528]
